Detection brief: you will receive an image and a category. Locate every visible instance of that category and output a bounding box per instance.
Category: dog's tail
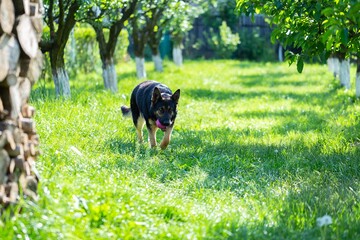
[121,106,132,118]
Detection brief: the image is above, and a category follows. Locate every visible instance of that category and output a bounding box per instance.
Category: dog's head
[151,87,180,128]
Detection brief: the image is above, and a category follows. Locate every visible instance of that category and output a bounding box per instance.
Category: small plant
[205,21,240,59]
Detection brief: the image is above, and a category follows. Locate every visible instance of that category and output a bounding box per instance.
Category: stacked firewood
[0,0,43,212]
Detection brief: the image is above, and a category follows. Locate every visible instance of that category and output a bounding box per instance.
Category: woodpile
[0,0,43,212]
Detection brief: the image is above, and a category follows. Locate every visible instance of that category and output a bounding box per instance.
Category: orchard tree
[167,0,203,66]
[41,0,81,98]
[79,0,137,93]
[129,0,173,78]
[237,0,359,93]
[321,1,360,96]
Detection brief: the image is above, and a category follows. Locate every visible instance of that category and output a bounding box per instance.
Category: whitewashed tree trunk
[53,67,71,98]
[356,71,360,98]
[69,29,76,65]
[152,54,163,72]
[102,62,117,93]
[339,59,350,90]
[356,58,360,98]
[278,45,283,62]
[172,45,183,67]
[135,57,146,79]
[327,57,340,78]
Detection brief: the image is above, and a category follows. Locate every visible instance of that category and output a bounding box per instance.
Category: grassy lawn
[2,60,360,239]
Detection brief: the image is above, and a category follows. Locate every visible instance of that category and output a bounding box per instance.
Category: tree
[167,0,203,66]
[321,1,360,95]
[41,0,81,98]
[79,0,137,93]
[129,0,173,78]
[237,0,359,93]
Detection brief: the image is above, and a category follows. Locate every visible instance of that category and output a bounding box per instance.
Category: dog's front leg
[136,117,145,142]
[160,127,173,150]
[148,126,157,148]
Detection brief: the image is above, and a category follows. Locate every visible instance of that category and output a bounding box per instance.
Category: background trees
[80,0,137,93]
[41,0,80,98]
[237,0,360,94]
[39,0,359,98]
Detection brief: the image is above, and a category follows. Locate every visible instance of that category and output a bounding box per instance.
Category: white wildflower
[316,214,332,227]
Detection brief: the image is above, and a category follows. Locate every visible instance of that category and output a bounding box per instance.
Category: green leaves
[237,0,359,73]
[297,55,304,73]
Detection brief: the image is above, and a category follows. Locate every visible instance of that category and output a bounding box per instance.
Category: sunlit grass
[1,59,360,239]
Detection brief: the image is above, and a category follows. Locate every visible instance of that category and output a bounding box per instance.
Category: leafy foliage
[64,25,130,76]
[237,0,360,72]
[205,21,240,59]
[166,0,203,46]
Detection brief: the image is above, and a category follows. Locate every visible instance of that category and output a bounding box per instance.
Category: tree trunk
[52,66,71,98]
[102,58,117,93]
[135,57,146,79]
[339,58,350,90]
[356,55,360,98]
[50,43,71,98]
[173,45,183,67]
[278,45,283,62]
[152,53,163,72]
[327,57,340,78]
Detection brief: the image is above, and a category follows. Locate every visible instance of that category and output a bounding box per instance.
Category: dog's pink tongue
[156,119,166,130]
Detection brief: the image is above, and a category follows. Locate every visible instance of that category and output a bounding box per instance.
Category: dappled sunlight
[24,60,360,239]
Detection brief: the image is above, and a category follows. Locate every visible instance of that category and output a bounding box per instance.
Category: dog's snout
[162,119,171,126]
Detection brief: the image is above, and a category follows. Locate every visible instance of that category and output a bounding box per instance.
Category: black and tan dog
[121,81,180,149]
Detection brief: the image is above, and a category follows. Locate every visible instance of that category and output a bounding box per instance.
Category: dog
[121,80,180,150]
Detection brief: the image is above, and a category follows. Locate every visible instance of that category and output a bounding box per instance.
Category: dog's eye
[159,107,165,113]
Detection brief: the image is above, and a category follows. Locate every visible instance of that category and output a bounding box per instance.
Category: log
[0,149,10,184]
[20,118,35,133]
[13,0,30,15]
[8,182,18,203]
[10,84,22,118]
[0,35,10,82]
[26,50,43,83]
[0,0,15,34]
[4,129,16,150]
[29,3,39,16]
[0,130,8,148]
[0,34,21,85]
[31,16,43,41]
[28,142,36,156]
[6,144,22,157]
[21,104,35,118]
[16,15,38,58]
[18,77,31,105]
[0,74,17,87]
[14,156,25,172]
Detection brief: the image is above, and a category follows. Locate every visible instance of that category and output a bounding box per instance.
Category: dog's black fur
[121,80,180,149]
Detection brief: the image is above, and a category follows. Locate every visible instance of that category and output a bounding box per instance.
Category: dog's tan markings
[148,119,158,148]
[160,126,173,150]
[136,115,145,142]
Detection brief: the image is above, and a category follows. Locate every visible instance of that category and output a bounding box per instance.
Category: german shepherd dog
[121,81,180,150]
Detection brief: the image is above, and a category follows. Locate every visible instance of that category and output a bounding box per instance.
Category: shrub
[65,24,130,76]
[205,21,240,59]
[235,27,277,62]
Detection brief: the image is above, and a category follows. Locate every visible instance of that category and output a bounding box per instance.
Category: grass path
[1,60,360,239]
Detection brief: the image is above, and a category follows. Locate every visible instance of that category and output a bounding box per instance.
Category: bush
[205,21,240,59]
[235,27,277,62]
[65,24,130,77]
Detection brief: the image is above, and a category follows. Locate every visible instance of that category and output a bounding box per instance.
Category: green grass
[2,60,360,239]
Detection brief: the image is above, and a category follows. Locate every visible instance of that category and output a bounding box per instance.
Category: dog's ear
[152,87,162,104]
[171,89,180,104]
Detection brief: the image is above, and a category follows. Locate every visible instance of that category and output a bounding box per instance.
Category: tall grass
[1,60,360,239]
